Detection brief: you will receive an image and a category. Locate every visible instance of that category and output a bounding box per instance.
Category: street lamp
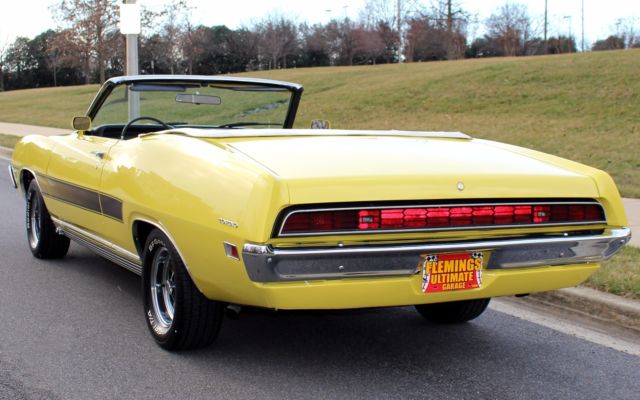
[563,15,573,52]
[563,15,572,39]
[120,1,140,119]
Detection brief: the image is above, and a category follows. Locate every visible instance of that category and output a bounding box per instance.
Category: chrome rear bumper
[242,228,631,282]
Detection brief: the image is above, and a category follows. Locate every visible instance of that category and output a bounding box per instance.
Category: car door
[42,132,119,240]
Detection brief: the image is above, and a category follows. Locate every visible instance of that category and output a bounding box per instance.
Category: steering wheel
[120,116,174,140]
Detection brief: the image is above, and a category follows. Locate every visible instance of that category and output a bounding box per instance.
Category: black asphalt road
[1,157,639,400]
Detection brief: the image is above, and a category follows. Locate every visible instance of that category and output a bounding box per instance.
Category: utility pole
[544,0,548,54]
[397,0,403,63]
[125,0,139,77]
[581,0,585,52]
[121,0,140,119]
[564,15,573,52]
[447,0,453,59]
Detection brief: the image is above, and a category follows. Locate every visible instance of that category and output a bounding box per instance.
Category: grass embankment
[0,85,97,128]
[0,50,638,195]
[0,134,20,148]
[588,246,640,299]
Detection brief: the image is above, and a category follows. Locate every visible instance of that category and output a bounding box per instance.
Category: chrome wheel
[28,195,42,249]
[150,246,176,334]
[143,229,224,350]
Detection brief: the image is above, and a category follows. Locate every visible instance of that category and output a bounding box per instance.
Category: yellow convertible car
[9,76,631,350]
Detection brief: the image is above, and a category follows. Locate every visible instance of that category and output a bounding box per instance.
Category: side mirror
[72,116,92,132]
[310,120,331,129]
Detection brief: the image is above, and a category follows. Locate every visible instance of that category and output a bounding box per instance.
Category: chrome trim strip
[52,217,142,275]
[279,221,604,237]
[8,165,17,189]
[177,128,472,140]
[277,201,606,237]
[242,228,631,282]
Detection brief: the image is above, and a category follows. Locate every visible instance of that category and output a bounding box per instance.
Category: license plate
[420,252,484,293]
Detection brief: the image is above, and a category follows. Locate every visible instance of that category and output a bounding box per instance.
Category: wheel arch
[132,219,155,258]
[131,218,196,281]
[19,168,37,197]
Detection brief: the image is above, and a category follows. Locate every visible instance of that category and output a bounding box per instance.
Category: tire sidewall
[24,180,70,259]
[142,231,181,348]
[26,181,43,255]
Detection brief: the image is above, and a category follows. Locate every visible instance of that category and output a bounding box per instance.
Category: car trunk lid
[206,133,599,204]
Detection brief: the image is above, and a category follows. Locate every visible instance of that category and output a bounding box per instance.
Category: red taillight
[358,210,380,229]
[279,203,604,235]
[533,205,551,223]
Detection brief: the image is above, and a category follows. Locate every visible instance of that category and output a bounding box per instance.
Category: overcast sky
[1,0,638,49]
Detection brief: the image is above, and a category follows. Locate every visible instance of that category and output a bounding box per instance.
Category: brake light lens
[279,203,604,235]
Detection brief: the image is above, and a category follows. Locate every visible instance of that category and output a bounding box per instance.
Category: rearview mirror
[175,94,222,105]
[72,116,92,131]
[311,120,331,129]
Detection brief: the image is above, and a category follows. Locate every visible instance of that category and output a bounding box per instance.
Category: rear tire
[142,229,224,350]
[26,180,70,259]
[415,298,491,323]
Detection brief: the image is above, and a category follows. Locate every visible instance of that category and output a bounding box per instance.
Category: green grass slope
[0,49,638,196]
[0,84,99,128]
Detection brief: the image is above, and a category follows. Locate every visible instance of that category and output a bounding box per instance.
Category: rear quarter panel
[477,139,628,227]
[101,134,290,303]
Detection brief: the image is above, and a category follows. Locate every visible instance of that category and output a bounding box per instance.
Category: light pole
[120,0,141,119]
[544,0,548,54]
[564,15,573,52]
[581,0,585,52]
[397,0,404,63]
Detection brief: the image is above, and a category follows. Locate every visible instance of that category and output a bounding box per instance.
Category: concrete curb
[523,287,640,334]
[0,146,13,160]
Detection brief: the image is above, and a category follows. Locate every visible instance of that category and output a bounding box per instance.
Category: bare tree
[428,0,468,59]
[360,0,429,62]
[592,36,625,51]
[226,28,260,72]
[325,18,358,65]
[486,2,532,57]
[4,38,36,85]
[52,0,120,83]
[159,1,189,74]
[402,1,468,61]
[182,25,210,74]
[616,17,639,49]
[351,26,386,64]
[256,15,299,69]
[375,21,400,63]
[0,43,7,91]
[45,40,59,86]
[49,28,90,80]
[359,0,397,29]
[405,17,447,61]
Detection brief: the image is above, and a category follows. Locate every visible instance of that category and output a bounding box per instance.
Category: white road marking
[490,298,640,357]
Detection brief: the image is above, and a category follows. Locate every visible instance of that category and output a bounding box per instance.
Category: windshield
[92,81,294,129]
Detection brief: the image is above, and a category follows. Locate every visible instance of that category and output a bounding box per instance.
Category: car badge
[457,182,465,191]
[218,218,239,228]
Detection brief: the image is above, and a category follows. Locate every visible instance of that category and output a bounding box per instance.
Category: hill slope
[0,50,638,196]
